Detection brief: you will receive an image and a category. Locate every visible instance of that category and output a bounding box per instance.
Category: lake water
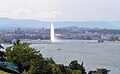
[31,40,120,74]
[3,40,120,74]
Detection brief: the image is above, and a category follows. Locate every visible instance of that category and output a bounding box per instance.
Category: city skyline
[0,0,120,21]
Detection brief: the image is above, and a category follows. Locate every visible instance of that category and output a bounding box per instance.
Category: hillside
[0,17,120,30]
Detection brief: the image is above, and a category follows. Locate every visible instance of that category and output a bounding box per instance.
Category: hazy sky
[0,0,120,21]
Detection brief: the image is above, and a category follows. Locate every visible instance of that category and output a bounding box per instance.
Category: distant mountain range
[0,17,120,30]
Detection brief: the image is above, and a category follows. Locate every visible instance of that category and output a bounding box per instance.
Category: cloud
[38,11,61,19]
[13,8,31,15]
[3,9,61,21]
[0,0,120,21]
[11,8,32,19]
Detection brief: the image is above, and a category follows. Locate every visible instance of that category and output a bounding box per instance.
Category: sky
[0,0,120,21]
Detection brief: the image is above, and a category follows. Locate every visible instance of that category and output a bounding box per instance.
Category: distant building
[14,27,23,34]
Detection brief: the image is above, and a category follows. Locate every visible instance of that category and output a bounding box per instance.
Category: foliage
[69,60,81,70]
[5,42,87,74]
[58,64,72,74]
[52,67,62,74]
[72,70,82,74]
[88,69,110,74]
[0,51,6,61]
[46,57,56,64]
[5,43,43,73]
[69,60,86,74]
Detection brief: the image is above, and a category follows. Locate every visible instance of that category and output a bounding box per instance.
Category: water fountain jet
[51,23,55,42]
[50,23,59,43]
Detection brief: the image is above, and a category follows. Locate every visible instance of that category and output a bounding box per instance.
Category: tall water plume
[51,23,55,42]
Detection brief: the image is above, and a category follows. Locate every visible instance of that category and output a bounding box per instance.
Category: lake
[3,40,120,74]
[31,40,120,74]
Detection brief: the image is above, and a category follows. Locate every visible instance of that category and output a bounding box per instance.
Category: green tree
[69,60,81,70]
[88,69,110,74]
[69,60,86,74]
[46,57,55,64]
[58,64,72,74]
[27,59,53,74]
[5,43,43,73]
[52,67,62,74]
[72,70,82,74]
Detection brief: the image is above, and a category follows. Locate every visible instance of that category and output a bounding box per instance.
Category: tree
[58,64,72,74]
[69,60,86,74]
[0,51,6,61]
[72,70,82,74]
[52,67,62,74]
[5,43,43,73]
[46,57,55,64]
[0,44,5,61]
[95,69,110,74]
[69,60,81,70]
[88,69,110,74]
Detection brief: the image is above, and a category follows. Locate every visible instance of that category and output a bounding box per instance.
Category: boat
[57,49,61,50]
